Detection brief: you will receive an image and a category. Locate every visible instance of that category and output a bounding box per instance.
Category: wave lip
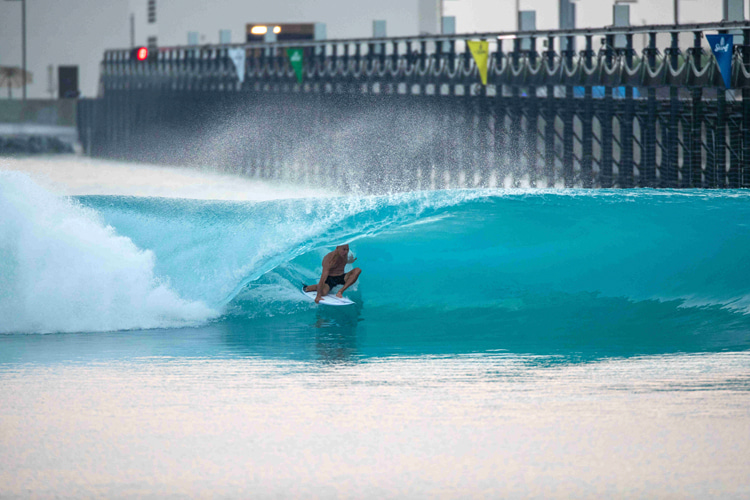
[0,171,217,334]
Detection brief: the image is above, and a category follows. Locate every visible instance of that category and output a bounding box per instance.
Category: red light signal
[135,47,148,61]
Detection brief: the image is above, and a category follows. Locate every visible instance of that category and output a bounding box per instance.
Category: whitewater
[3,158,750,351]
[2,156,749,498]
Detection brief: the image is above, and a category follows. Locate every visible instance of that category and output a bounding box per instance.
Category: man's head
[335,244,349,258]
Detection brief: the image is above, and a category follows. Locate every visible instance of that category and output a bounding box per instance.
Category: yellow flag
[467,40,489,86]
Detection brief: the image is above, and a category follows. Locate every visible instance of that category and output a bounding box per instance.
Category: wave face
[3,171,750,355]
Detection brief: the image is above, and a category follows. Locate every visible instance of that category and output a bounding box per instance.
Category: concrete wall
[0,100,78,153]
[443,0,745,35]
[133,0,424,46]
[0,99,77,126]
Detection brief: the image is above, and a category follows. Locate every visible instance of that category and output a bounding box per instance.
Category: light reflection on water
[2,351,749,497]
[3,307,750,497]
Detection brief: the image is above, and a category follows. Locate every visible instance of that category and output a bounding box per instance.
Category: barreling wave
[3,170,750,343]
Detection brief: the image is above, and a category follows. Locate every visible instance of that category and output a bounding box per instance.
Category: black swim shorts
[325,274,346,289]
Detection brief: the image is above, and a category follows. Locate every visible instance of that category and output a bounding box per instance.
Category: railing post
[582,35,594,188]
[545,35,555,186]
[463,40,475,187]
[728,38,741,188]
[667,31,680,188]
[743,28,750,187]
[433,39,447,189]
[690,31,703,187]
[601,34,614,188]
[644,32,657,187]
[510,37,522,185]
[621,33,635,188]
[478,40,491,188]
[527,35,539,186]
[435,39,448,189]
[563,35,575,187]
[494,39,507,186]
[448,39,461,188]
[714,89,725,188]
[712,30,728,188]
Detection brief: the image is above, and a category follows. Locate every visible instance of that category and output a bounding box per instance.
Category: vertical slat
[478,69,491,188]
[714,29,726,189]
[667,32,680,188]
[644,32,657,187]
[545,35,556,187]
[690,31,704,187]
[494,40,507,187]
[600,34,615,188]
[527,36,539,187]
[582,35,594,188]
[621,33,635,188]
[563,35,575,187]
[510,37,522,186]
[743,28,750,187]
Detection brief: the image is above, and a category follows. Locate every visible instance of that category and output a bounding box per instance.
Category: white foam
[0,171,218,333]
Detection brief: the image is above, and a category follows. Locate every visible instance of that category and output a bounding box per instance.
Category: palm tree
[0,66,33,99]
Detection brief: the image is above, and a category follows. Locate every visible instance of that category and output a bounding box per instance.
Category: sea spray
[0,171,217,333]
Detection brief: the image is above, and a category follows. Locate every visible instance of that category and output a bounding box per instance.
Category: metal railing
[78,20,750,190]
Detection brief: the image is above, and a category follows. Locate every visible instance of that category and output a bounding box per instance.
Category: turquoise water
[3,172,750,359]
[2,169,750,496]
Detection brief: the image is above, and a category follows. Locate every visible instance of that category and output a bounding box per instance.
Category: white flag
[227,48,246,84]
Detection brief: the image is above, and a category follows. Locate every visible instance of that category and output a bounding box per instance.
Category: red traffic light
[135,47,148,61]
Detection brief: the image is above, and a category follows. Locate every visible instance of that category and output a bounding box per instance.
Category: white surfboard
[303,290,354,306]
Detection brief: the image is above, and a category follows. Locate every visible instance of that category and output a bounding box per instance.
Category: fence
[78,20,750,191]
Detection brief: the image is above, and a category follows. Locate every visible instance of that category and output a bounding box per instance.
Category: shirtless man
[303,244,362,304]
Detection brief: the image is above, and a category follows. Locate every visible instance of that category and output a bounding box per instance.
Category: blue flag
[706,34,733,89]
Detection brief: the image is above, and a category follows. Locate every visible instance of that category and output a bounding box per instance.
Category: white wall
[136,0,423,47]
[443,0,744,34]
[0,0,426,99]
[0,1,129,99]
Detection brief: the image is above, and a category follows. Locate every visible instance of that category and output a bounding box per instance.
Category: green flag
[286,48,304,84]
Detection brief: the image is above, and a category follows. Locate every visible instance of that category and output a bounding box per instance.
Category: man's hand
[347,256,358,264]
[315,294,322,304]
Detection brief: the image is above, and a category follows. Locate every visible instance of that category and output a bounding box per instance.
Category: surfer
[303,244,361,304]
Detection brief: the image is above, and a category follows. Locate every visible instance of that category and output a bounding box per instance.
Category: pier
[78,20,750,191]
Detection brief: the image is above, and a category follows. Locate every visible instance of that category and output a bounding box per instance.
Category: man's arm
[315,256,331,304]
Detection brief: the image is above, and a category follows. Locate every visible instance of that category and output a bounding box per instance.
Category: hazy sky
[0,0,745,99]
